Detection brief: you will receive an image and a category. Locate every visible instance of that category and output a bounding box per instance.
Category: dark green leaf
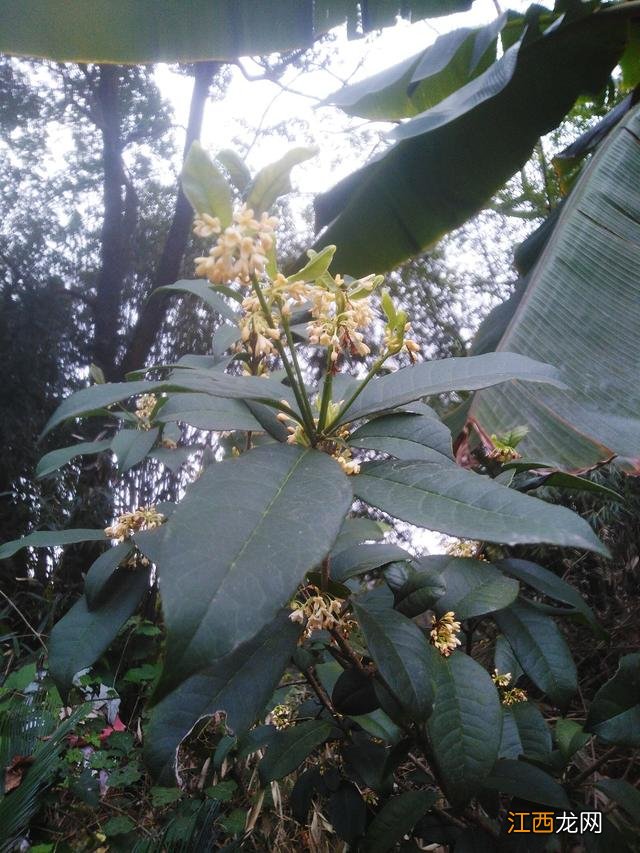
[390,563,446,617]
[246,148,317,214]
[332,668,379,716]
[145,610,299,783]
[290,769,324,823]
[154,279,237,322]
[49,567,150,688]
[84,542,133,609]
[353,592,433,719]
[354,460,607,554]
[595,778,640,823]
[314,10,627,276]
[523,471,623,501]
[150,786,183,807]
[331,542,412,582]
[362,790,436,853]
[495,601,577,709]
[215,149,251,193]
[329,784,367,843]
[585,653,640,746]
[259,720,332,784]
[326,16,505,120]
[111,427,159,471]
[331,517,387,555]
[499,703,552,763]
[343,733,392,792]
[157,393,262,432]
[181,142,232,226]
[136,445,351,696]
[341,352,565,423]
[555,718,589,761]
[350,412,454,464]
[433,557,519,619]
[427,651,502,805]
[0,528,107,560]
[36,440,112,479]
[470,103,640,469]
[497,558,602,636]
[484,758,570,808]
[494,634,523,683]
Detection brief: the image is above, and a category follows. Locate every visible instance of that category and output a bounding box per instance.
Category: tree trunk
[93,65,128,379]
[117,61,220,379]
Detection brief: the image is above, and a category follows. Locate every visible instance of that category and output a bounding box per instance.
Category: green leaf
[104,815,135,836]
[329,784,367,843]
[36,439,112,478]
[494,634,523,683]
[287,245,336,283]
[84,542,133,609]
[497,558,602,637]
[350,411,454,464]
[353,592,433,719]
[136,444,351,697]
[483,759,570,809]
[48,568,150,688]
[144,611,299,783]
[362,790,436,853]
[0,528,107,561]
[205,780,238,802]
[111,427,159,472]
[470,102,640,469]
[585,654,640,746]
[123,663,160,683]
[326,15,505,120]
[158,392,262,432]
[331,542,412,582]
[341,352,565,423]
[181,142,232,226]
[314,9,628,275]
[353,460,607,554]
[0,2,473,63]
[595,778,640,824]
[427,651,502,805]
[215,149,251,193]
[331,517,387,555]
[150,786,183,807]
[499,702,552,763]
[258,720,332,784]
[387,562,446,617]
[246,147,318,214]
[495,600,577,709]
[332,669,379,716]
[154,279,238,322]
[431,556,519,619]
[555,718,590,761]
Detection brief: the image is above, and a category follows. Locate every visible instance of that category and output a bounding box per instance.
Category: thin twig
[0,588,47,652]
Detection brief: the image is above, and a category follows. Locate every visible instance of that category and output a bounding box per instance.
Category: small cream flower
[430,611,462,657]
[104,506,166,542]
[289,586,347,640]
[135,393,158,429]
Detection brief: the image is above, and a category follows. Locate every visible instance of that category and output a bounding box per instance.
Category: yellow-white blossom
[135,393,158,429]
[105,506,166,542]
[194,205,276,286]
[289,586,347,640]
[430,611,462,657]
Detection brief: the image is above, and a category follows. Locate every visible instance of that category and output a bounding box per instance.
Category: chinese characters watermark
[507,810,602,834]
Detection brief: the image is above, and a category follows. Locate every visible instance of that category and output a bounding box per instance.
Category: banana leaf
[313,7,631,275]
[468,102,640,471]
[0,0,472,63]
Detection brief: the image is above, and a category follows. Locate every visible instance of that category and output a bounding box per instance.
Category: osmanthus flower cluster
[12,144,625,847]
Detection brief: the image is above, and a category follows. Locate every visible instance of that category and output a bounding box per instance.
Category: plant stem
[281,314,316,433]
[250,279,315,436]
[320,555,331,592]
[326,353,388,432]
[317,350,334,431]
[571,746,618,787]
